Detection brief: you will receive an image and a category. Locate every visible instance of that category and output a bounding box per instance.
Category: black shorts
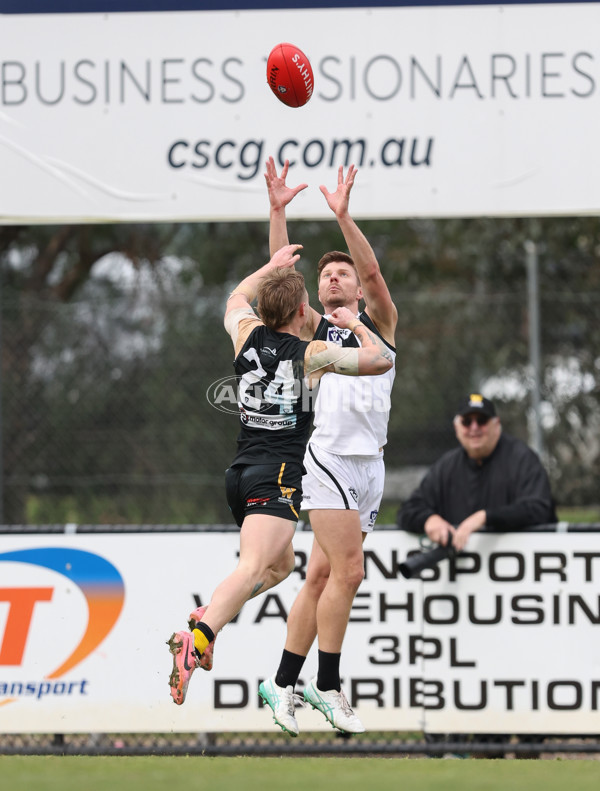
[225,462,304,528]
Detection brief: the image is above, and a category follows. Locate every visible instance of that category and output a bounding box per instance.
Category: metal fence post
[524,239,543,458]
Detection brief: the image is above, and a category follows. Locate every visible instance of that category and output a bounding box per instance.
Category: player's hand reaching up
[265,157,308,211]
[320,164,357,219]
[268,243,303,271]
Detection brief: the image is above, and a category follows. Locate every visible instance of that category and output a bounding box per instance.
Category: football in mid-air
[266,42,314,108]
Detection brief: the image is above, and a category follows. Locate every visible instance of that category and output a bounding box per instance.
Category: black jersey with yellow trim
[230,324,315,467]
[312,311,396,352]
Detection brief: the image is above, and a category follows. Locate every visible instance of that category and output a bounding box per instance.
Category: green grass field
[2,756,599,791]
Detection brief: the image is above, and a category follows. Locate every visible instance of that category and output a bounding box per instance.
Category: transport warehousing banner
[1,529,599,734]
[1,2,600,222]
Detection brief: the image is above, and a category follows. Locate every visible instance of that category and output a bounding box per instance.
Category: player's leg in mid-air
[259,538,329,735]
[261,450,381,734]
[301,506,365,734]
[168,464,299,705]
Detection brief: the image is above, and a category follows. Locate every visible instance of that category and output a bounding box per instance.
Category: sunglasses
[461,414,490,427]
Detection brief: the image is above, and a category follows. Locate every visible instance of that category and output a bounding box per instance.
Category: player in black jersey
[167,243,393,707]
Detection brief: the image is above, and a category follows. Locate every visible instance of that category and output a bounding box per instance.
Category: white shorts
[300,442,385,533]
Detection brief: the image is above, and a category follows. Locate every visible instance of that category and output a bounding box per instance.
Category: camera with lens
[398,543,456,579]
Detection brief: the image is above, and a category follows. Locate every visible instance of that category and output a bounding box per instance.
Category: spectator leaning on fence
[397,394,557,550]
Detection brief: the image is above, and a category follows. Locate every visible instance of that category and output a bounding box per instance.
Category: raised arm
[264,157,307,256]
[224,244,302,355]
[304,306,393,385]
[320,165,397,345]
[265,156,320,339]
[225,243,302,316]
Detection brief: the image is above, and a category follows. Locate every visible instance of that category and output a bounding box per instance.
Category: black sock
[195,621,215,644]
[317,649,341,692]
[275,649,306,689]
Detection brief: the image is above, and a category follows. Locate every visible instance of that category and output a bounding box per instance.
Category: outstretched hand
[268,243,303,271]
[264,157,308,210]
[319,164,357,218]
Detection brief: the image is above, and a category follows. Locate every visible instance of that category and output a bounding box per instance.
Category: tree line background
[0,216,598,526]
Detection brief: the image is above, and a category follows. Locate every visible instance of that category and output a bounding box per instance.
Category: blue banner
[1,1,593,15]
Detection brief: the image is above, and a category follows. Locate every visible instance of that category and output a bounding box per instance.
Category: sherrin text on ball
[266,42,314,108]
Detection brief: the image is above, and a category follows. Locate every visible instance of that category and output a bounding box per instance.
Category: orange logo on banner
[0,587,53,665]
[0,547,125,709]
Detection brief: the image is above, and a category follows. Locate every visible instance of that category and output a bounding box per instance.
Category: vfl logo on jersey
[327,327,352,345]
[368,509,379,529]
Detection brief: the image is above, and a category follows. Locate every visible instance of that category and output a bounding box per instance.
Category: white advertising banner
[0,529,598,734]
[2,3,600,223]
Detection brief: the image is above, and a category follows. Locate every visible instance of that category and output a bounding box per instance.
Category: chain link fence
[2,731,600,758]
[1,249,598,525]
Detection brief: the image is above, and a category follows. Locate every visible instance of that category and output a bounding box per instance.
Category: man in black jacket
[397,393,557,550]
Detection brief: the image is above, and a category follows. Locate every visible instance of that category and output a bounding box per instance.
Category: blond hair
[257,268,306,330]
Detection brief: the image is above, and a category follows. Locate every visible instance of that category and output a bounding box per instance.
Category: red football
[266,42,314,108]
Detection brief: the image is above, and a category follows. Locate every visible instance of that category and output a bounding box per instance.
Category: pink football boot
[167,630,198,705]
[188,605,217,671]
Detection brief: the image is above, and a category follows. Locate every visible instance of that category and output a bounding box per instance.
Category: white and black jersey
[310,311,396,456]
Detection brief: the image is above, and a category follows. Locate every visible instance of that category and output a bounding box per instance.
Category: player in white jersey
[259,159,398,736]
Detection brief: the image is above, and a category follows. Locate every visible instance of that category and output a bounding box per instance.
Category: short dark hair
[317,251,359,282]
[257,268,306,330]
